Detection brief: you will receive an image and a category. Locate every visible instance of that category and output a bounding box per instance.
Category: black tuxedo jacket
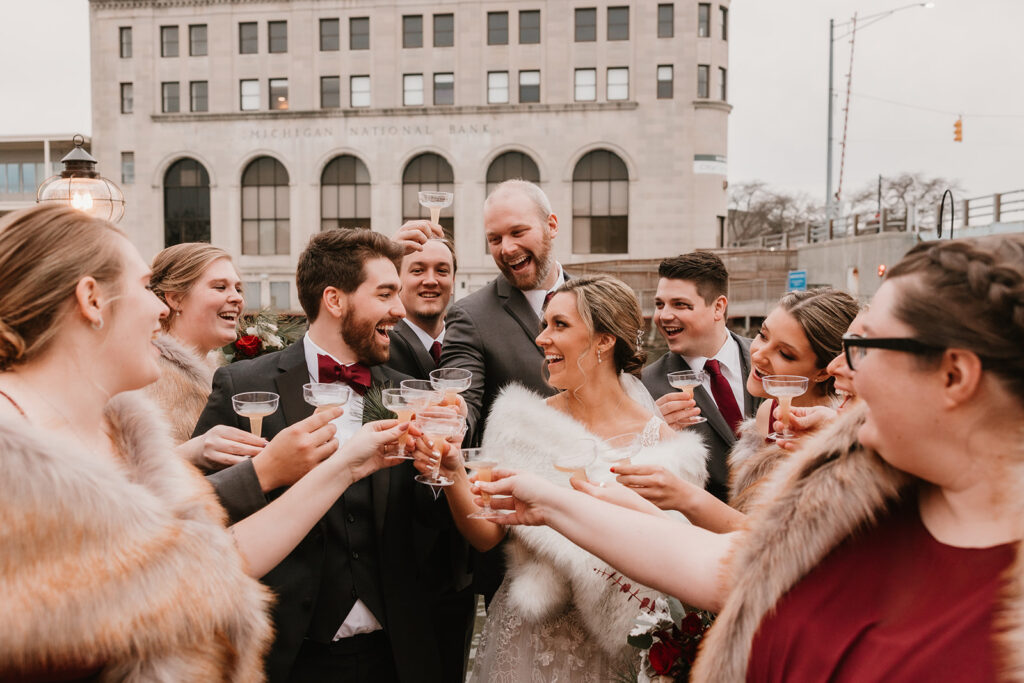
[194,342,446,683]
[386,319,437,380]
[641,331,759,501]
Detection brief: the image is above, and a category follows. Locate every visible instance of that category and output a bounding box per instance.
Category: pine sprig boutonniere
[361,382,397,424]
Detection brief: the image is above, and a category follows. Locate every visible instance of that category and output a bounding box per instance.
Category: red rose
[234,335,261,357]
[649,639,683,675]
[679,612,704,637]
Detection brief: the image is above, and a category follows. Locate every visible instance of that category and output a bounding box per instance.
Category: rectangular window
[657,65,673,99]
[239,22,258,53]
[160,25,178,57]
[698,3,710,37]
[268,21,287,53]
[720,6,728,40]
[190,80,208,111]
[519,70,540,103]
[269,282,290,311]
[350,17,369,49]
[574,68,596,101]
[240,79,259,110]
[189,24,207,55]
[519,10,540,43]
[697,64,709,98]
[434,13,454,47]
[607,6,629,40]
[121,152,134,184]
[403,15,422,48]
[161,81,180,113]
[403,73,423,105]
[433,72,454,105]
[119,26,132,58]
[607,67,629,100]
[575,8,596,42]
[320,76,340,108]
[488,12,508,45]
[719,66,727,100]
[350,75,370,107]
[120,82,133,113]
[658,4,674,38]
[269,78,288,110]
[320,18,339,50]
[487,71,509,104]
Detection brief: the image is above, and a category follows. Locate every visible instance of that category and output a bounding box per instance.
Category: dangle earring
[597,348,603,363]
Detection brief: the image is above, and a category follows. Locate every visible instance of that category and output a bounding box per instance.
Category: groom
[195,229,447,683]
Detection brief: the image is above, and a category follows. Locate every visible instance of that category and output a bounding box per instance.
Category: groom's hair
[658,252,729,305]
[296,228,403,321]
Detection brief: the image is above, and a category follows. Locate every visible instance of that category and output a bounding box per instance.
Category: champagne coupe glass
[667,370,708,424]
[302,383,350,414]
[231,391,279,438]
[602,433,642,467]
[418,190,454,225]
[553,439,598,485]
[400,379,443,412]
[429,367,472,406]
[762,375,810,441]
[381,388,415,460]
[413,414,463,487]
[463,447,512,519]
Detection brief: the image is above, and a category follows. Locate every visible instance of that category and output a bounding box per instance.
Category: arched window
[572,150,628,254]
[163,158,210,246]
[321,155,371,230]
[402,153,454,241]
[241,156,289,255]
[485,151,540,197]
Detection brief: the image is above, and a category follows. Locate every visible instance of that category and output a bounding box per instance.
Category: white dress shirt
[682,332,745,413]
[523,263,566,318]
[301,333,383,639]
[404,319,445,352]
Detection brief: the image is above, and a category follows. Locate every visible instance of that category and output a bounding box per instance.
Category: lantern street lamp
[36,135,126,223]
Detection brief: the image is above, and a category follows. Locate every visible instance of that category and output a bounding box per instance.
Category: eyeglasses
[842,333,944,371]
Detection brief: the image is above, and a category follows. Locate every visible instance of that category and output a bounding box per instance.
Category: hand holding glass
[463,447,512,518]
[418,190,453,225]
[413,414,464,487]
[381,388,415,459]
[231,392,280,438]
[667,370,707,424]
[762,375,810,441]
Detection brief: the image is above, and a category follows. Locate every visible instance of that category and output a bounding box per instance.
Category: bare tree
[848,173,963,217]
[728,182,824,243]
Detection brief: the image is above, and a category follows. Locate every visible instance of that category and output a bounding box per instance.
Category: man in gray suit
[439,179,565,443]
[642,252,759,501]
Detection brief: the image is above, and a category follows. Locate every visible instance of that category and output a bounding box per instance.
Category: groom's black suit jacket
[194,341,446,683]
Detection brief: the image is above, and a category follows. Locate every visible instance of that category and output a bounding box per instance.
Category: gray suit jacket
[439,275,556,445]
[641,331,758,501]
[386,319,437,380]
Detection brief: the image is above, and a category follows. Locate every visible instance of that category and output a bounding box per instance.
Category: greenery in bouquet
[628,596,714,682]
[221,310,306,363]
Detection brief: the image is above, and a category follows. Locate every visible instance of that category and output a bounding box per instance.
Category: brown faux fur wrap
[146,332,218,448]
[0,392,273,681]
[693,402,1024,682]
[726,417,786,514]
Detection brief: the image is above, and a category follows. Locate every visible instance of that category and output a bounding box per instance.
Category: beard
[340,307,393,366]
[496,234,555,291]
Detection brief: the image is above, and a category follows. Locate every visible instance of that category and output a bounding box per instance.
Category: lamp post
[825,2,934,221]
[36,135,126,223]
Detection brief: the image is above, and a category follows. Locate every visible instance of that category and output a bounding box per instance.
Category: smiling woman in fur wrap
[0,205,409,681]
[413,275,709,681]
[479,235,1024,682]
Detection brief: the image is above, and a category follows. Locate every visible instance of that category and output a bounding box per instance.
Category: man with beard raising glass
[195,229,450,683]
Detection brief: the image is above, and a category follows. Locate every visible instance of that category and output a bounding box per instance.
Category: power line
[849,91,1024,119]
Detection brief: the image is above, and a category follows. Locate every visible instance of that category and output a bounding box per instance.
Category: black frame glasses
[842,333,945,370]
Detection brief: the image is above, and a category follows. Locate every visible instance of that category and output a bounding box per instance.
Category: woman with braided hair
[475,234,1024,681]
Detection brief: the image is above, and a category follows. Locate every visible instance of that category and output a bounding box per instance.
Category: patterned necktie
[316,355,370,395]
[429,340,442,366]
[704,359,743,436]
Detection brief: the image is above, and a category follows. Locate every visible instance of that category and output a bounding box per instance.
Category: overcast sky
[2,0,1020,204]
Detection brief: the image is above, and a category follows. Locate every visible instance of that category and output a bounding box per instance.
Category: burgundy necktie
[543,291,555,307]
[429,341,442,366]
[704,359,743,436]
[317,354,370,395]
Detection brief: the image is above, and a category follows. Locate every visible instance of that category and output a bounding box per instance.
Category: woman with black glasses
[475,234,1024,682]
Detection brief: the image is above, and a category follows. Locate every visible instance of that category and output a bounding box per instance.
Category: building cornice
[692,100,733,114]
[91,0,284,9]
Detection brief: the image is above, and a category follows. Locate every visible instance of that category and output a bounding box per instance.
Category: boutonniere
[361,381,398,424]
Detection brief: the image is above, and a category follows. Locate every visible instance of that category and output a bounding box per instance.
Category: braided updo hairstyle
[886,234,1024,403]
[555,274,647,378]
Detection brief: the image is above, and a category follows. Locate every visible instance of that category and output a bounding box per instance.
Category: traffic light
[954,117,963,142]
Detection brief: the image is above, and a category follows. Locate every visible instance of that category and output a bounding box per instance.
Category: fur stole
[146,333,217,450]
[726,417,786,514]
[0,392,273,682]
[482,384,709,657]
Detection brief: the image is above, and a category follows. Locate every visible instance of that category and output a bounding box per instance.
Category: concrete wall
[797,232,922,301]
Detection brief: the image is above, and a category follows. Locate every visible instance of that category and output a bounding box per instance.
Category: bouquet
[629,597,713,682]
[221,310,305,363]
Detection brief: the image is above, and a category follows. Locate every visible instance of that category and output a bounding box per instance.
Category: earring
[176,310,182,317]
[597,348,603,363]
[91,317,104,331]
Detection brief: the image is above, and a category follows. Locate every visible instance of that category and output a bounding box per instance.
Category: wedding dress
[468,382,708,682]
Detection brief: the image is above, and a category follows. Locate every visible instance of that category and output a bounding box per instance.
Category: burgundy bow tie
[317,355,370,395]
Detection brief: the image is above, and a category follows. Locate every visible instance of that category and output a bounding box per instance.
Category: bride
[415,274,708,681]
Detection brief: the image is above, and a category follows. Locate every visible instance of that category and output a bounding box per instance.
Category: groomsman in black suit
[641,252,759,501]
[195,228,448,683]
[385,229,475,683]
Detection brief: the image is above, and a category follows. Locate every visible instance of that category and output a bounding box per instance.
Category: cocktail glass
[463,447,512,519]
[553,439,598,485]
[429,367,472,407]
[667,370,708,424]
[302,382,350,414]
[413,414,463,487]
[602,433,642,467]
[762,375,810,441]
[418,190,453,224]
[400,378,443,412]
[231,391,280,438]
[381,388,415,460]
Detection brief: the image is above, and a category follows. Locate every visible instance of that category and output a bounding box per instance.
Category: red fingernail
[609,466,616,473]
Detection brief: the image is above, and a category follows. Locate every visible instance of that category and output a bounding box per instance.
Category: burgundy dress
[747,497,1015,682]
